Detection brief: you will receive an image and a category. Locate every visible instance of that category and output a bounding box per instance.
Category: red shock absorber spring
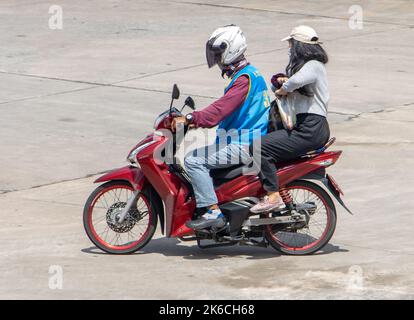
[279,187,293,205]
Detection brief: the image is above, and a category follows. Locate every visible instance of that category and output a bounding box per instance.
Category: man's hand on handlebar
[171,116,195,132]
[171,116,186,132]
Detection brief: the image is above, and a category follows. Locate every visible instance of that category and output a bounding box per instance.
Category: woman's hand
[277,77,289,85]
[275,87,288,97]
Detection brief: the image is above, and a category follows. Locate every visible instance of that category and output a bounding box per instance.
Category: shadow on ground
[81,237,348,260]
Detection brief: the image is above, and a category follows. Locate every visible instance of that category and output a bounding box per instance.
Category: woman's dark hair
[286,38,329,97]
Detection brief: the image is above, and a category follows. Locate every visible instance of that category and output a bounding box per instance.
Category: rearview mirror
[184,96,195,110]
[172,84,180,100]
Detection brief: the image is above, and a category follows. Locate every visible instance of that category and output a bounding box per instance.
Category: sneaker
[186,209,226,230]
[250,196,286,214]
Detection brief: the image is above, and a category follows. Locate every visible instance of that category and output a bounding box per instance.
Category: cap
[281,25,323,45]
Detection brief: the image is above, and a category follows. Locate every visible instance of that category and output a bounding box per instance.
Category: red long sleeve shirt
[191,75,249,128]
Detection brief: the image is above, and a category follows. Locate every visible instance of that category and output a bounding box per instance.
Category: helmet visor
[206,38,227,68]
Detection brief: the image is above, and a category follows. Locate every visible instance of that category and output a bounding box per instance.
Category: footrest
[239,238,268,248]
[197,239,237,249]
[222,235,244,241]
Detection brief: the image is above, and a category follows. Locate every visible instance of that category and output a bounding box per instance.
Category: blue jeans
[184,143,251,208]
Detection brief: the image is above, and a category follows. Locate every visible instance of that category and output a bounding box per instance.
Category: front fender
[94,166,165,235]
[94,166,146,191]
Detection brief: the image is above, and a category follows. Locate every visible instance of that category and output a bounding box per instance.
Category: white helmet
[206,25,247,68]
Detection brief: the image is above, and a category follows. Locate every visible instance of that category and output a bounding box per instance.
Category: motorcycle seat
[209,137,336,186]
[210,163,253,182]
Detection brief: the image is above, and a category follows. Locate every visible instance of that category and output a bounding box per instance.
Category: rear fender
[299,170,353,215]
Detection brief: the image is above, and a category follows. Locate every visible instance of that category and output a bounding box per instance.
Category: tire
[83,180,157,254]
[265,180,337,255]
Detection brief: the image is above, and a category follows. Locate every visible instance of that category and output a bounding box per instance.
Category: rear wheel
[83,181,157,254]
[265,180,336,255]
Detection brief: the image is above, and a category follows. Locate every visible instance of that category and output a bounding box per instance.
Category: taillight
[312,151,342,168]
[315,159,334,167]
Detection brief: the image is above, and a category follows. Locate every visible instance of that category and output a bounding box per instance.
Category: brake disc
[106,202,140,233]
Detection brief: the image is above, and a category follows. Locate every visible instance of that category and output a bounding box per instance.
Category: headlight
[127,141,157,165]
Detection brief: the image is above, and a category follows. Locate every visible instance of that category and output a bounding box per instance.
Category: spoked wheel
[83,181,157,254]
[265,180,337,255]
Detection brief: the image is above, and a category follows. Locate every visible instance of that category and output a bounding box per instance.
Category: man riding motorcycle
[172,25,271,230]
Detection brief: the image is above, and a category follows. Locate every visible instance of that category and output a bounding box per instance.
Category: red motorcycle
[83,85,352,255]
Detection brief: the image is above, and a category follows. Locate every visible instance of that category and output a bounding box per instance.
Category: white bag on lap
[275,95,296,131]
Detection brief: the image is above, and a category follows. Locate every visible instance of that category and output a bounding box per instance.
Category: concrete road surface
[0,0,413,299]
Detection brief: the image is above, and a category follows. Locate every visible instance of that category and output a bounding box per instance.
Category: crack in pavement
[0,170,109,196]
[341,102,414,122]
[0,70,219,103]
[328,102,414,121]
[0,190,14,194]
[170,0,414,27]
[0,85,99,106]
[111,63,206,84]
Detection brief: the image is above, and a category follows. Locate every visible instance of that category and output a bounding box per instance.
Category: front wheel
[83,181,157,254]
[265,180,337,255]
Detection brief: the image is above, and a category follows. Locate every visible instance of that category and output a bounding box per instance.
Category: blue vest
[217,64,270,145]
